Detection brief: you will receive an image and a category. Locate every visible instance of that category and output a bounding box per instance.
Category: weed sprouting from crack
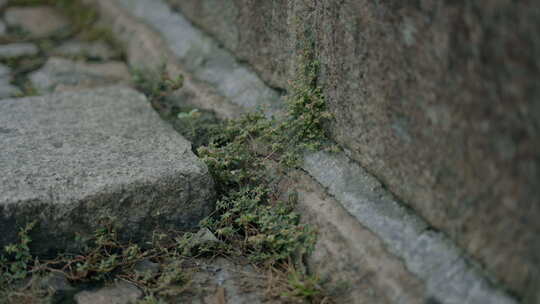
[136,51,334,302]
[194,50,334,302]
[0,51,335,303]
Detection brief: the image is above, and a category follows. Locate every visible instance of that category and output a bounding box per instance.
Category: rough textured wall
[167,0,540,301]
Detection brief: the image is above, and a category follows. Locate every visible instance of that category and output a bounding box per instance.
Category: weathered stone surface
[4,6,70,38]
[74,281,142,304]
[29,57,131,93]
[0,86,215,255]
[285,171,426,304]
[303,151,516,304]
[52,40,120,60]
[165,1,540,302]
[0,43,39,59]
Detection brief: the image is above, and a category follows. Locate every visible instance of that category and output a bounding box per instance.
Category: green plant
[197,50,329,255]
[131,50,332,301]
[0,220,196,302]
[133,65,221,150]
[192,50,332,302]
[281,266,324,302]
[0,221,36,286]
[132,65,184,104]
[0,46,333,303]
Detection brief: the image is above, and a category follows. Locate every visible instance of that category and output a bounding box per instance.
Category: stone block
[0,86,215,255]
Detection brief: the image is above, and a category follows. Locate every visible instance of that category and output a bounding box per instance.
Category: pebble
[0,43,39,59]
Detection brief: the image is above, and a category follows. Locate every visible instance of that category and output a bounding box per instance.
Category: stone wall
[167,1,540,302]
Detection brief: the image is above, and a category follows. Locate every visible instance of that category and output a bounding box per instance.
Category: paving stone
[4,6,70,38]
[0,86,215,255]
[29,57,131,93]
[0,43,39,59]
[52,40,120,60]
[74,281,142,304]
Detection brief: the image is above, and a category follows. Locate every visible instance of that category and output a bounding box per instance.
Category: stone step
[0,86,215,255]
